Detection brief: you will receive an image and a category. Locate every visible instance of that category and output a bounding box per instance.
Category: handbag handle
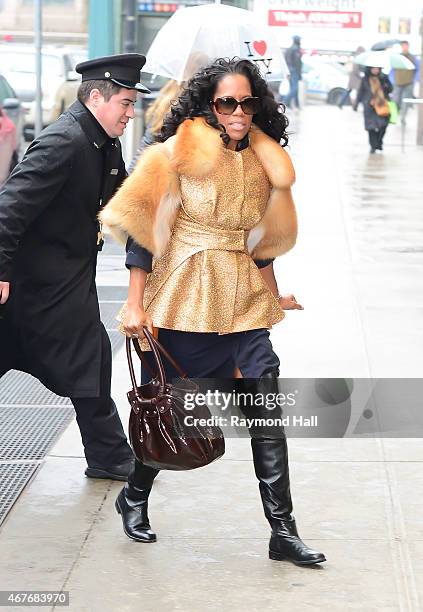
[125,328,187,400]
[134,329,187,379]
[126,338,144,402]
[126,330,166,398]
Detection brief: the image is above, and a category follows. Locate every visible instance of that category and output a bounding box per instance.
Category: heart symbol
[253,40,267,56]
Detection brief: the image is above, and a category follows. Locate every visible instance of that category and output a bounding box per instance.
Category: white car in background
[0,45,87,141]
[302,56,350,104]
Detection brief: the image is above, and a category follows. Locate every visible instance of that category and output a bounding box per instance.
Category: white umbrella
[143,2,289,83]
[355,51,415,70]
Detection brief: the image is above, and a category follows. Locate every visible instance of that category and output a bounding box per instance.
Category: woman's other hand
[123,303,154,337]
[278,294,303,310]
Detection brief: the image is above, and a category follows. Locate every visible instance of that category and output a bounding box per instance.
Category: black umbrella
[371,39,402,51]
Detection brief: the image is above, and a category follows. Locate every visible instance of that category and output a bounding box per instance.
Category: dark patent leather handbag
[126,328,225,471]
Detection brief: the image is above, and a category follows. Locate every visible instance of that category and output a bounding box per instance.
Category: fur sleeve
[247,186,297,259]
[99,142,180,257]
[247,143,297,259]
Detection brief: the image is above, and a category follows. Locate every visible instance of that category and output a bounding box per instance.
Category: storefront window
[377,17,391,34]
[398,17,411,35]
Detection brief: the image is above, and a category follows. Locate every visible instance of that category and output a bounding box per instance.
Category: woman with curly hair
[100,58,326,566]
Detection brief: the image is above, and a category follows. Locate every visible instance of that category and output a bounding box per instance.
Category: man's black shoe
[85,460,134,481]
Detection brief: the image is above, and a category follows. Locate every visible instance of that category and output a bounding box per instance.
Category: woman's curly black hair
[160,58,289,147]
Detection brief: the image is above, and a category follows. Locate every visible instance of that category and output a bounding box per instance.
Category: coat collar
[235,133,249,151]
[169,117,295,190]
[68,99,111,150]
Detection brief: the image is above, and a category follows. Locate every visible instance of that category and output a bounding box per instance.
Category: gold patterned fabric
[143,144,285,334]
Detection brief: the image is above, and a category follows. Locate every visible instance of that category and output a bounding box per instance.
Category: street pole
[122,0,136,53]
[121,0,137,163]
[34,0,43,138]
[418,9,423,145]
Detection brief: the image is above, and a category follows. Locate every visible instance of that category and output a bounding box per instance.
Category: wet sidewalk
[0,105,422,612]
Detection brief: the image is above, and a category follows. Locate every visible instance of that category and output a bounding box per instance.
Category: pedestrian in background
[284,35,303,110]
[127,53,209,174]
[338,45,365,109]
[0,54,150,481]
[393,40,418,124]
[354,67,393,154]
[127,79,183,173]
[101,57,326,567]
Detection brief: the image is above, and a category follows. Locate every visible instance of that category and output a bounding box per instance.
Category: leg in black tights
[368,130,379,153]
[377,126,386,150]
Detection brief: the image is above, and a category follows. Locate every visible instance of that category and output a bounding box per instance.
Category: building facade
[252,0,422,53]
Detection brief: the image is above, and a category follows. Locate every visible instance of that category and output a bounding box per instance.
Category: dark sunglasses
[212,96,260,115]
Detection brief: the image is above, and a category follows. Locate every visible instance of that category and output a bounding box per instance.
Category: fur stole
[100,117,297,259]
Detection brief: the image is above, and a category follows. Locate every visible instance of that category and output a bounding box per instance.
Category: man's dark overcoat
[0,100,126,397]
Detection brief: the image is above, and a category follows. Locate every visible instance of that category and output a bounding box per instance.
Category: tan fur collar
[100,116,297,260]
[169,117,295,188]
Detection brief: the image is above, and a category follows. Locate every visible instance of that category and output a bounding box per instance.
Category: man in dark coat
[0,54,150,480]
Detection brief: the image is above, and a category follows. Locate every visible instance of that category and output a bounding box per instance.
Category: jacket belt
[173,216,247,253]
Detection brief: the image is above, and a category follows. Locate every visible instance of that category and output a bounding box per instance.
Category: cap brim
[135,82,151,94]
[111,78,151,94]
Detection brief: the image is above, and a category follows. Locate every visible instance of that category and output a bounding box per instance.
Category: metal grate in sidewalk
[0,463,40,526]
[0,404,74,461]
[0,371,71,406]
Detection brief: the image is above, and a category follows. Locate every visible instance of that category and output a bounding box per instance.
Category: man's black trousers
[71,327,132,468]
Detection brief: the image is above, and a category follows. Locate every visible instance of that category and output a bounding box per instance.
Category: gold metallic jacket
[100,117,298,334]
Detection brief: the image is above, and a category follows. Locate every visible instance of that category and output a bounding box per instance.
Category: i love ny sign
[244,40,273,75]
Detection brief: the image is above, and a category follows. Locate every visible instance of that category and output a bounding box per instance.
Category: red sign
[269,10,362,29]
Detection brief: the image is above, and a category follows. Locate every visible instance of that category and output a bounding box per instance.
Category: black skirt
[141,328,280,383]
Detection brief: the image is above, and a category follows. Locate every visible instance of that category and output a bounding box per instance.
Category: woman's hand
[122,302,154,338]
[278,294,303,310]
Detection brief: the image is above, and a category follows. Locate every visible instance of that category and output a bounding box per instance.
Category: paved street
[0,104,422,612]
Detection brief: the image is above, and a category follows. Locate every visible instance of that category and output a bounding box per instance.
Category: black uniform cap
[75,53,150,93]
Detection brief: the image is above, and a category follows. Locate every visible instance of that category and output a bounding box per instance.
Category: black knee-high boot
[115,459,160,542]
[248,371,326,566]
